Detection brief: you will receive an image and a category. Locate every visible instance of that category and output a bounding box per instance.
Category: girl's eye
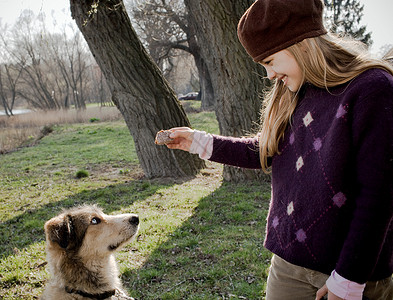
[260,60,272,68]
[91,217,101,225]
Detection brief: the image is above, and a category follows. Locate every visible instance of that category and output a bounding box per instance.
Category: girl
[166,0,393,299]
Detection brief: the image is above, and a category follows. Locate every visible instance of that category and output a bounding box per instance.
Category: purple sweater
[209,69,393,284]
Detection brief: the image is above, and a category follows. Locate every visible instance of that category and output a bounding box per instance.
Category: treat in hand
[155,130,174,145]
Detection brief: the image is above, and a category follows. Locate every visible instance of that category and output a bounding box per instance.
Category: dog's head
[44,205,139,256]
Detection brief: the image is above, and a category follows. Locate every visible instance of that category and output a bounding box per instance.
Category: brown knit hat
[237,0,327,62]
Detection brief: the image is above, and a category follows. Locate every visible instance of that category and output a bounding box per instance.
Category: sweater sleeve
[209,135,262,169]
[335,71,393,283]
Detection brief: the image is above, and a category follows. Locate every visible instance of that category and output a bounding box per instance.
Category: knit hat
[237,0,327,62]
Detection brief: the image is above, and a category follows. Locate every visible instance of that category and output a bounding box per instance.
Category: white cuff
[189,130,213,160]
[326,270,366,300]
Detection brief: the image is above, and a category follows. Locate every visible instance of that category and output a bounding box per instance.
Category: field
[0,105,122,154]
[0,103,272,299]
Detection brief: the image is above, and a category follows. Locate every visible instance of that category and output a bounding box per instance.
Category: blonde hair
[259,34,393,173]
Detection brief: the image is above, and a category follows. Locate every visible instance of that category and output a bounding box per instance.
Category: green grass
[0,109,272,299]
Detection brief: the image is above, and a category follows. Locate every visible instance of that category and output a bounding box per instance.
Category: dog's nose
[129,215,139,225]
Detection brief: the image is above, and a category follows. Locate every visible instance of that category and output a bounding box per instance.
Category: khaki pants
[266,255,393,300]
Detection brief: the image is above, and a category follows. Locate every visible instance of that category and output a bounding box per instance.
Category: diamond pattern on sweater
[296,229,307,242]
[296,156,304,171]
[333,192,347,207]
[270,106,350,263]
[290,132,295,145]
[313,138,322,151]
[287,201,294,215]
[273,216,280,228]
[303,111,314,126]
[336,104,347,118]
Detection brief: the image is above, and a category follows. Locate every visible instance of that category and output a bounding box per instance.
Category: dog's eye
[91,217,101,225]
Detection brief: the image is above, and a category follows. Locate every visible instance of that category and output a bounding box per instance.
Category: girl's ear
[44,214,73,249]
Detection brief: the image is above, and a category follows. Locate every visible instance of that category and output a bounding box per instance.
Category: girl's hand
[315,285,344,300]
[166,127,194,152]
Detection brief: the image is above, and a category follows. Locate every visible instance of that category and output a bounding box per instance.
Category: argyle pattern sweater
[209,69,393,284]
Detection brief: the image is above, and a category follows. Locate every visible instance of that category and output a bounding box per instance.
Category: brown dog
[40,205,139,300]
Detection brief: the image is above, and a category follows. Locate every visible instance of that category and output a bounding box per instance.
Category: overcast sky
[0,0,392,54]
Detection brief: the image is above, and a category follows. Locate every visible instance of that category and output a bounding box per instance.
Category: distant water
[0,109,32,116]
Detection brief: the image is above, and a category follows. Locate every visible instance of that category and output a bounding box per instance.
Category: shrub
[75,169,89,178]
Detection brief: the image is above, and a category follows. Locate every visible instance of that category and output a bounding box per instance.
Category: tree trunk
[186,18,215,110]
[184,0,269,182]
[70,0,205,178]
[197,60,215,110]
[189,37,215,110]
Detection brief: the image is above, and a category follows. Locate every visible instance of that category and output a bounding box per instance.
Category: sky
[0,0,392,55]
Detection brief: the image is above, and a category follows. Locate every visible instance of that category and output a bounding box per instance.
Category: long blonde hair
[259,34,393,173]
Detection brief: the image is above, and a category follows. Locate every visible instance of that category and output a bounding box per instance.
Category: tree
[88,64,111,106]
[1,10,112,112]
[3,11,74,110]
[184,0,268,182]
[0,22,21,116]
[70,0,205,178]
[0,63,23,116]
[8,11,61,110]
[130,0,215,110]
[324,0,372,46]
[47,29,90,109]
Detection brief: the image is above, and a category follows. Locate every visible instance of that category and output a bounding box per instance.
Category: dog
[40,205,139,300]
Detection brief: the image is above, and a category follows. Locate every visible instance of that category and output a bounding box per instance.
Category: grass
[0,102,272,299]
[0,105,122,153]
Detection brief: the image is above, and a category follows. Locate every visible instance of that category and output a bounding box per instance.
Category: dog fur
[40,205,139,300]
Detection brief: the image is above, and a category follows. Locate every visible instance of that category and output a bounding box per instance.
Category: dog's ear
[44,214,73,249]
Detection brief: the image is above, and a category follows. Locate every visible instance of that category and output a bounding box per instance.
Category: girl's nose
[265,66,276,80]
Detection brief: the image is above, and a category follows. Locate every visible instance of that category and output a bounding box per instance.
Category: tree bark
[186,20,215,110]
[184,0,269,182]
[197,57,215,110]
[70,0,205,178]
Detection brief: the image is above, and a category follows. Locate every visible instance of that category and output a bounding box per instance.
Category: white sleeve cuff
[326,270,366,300]
[189,130,213,160]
